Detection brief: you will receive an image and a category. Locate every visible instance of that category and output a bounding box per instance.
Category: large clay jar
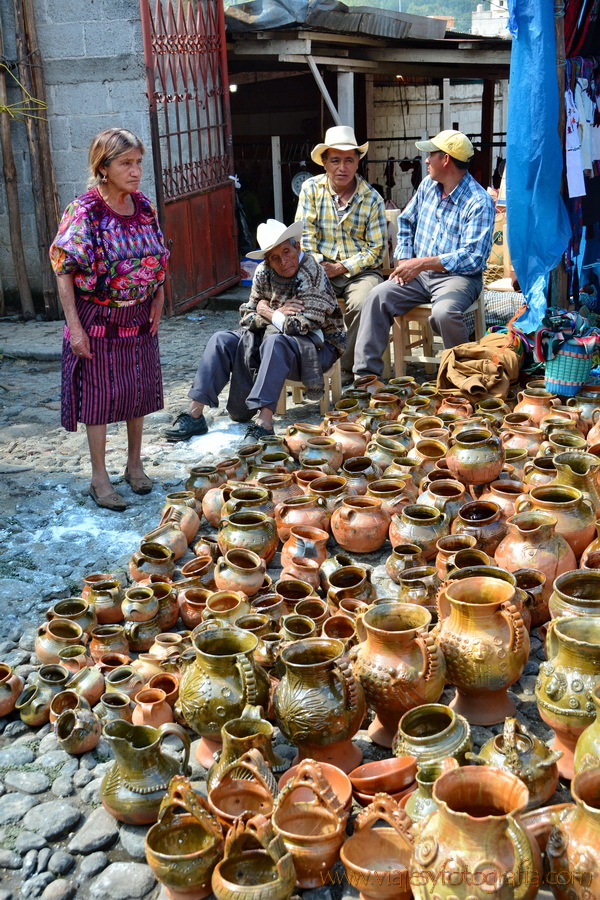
[331,496,390,553]
[445,428,505,486]
[145,775,224,900]
[186,464,226,502]
[214,549,266,598]
[466,717,561,809]
[218,511,278,563]
[101,720,190,824]
[494,510,576,606]
[177,626,270,767]
[271,760,346,888]
[122,586,159,623]
[552,450,600,516]
[307,475,348,518]
[350,601,446,748]
[436,575,529,725]
[45,597,97,636]
[56,707,102,755]
[274,495,329,542]
[574,683,600,773]
[129,542,175,583]
[207,704,284,792]
[385,543,428,583]
[514,386,559,425]
[273,637,366,773]
[212,814,296,900]
[389,504,449,559]
[87,578,125,624]
[35,618,84,664]
[299,436,343,472]
[330,423,370,461]
[501,424,545,457]
[284,422,324,460]
[451,500,507,556]
[514,484,596,559]
[340,795,413,900]
[0,663,23,717]
[536,615,600,779]
[545,768,600,900]
[365,479,409,517]
[410,766,541,900]
[280,525,329,570]
[222,486,275,520]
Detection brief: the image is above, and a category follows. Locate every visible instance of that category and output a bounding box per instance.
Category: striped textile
[61,298,163,432]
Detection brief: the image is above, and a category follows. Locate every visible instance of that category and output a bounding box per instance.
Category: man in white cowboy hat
[295,125,386,382]
[353,129,496,379]
[164,219,346,442]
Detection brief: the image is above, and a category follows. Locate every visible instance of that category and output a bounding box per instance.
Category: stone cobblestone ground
[0,312,561,899]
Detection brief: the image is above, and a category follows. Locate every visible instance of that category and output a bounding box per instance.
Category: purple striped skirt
[61,298,163,432]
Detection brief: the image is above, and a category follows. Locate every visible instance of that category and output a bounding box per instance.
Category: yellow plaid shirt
[295,174,386,278]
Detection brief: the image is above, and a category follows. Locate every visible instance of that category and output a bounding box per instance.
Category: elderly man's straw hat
[246,219,304,260]
[311,125,369,166]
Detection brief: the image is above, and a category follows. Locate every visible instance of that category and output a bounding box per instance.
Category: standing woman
[50,128,169,511]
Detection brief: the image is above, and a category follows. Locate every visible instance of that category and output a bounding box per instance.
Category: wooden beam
[281,54,378,70]
[307,57,342,124]
[362,47,510,65]
[229,70,307,85]
[233,39,312,56]
[480,78,495,188]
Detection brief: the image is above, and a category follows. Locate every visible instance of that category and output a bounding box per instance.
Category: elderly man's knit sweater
[239,252,346,356]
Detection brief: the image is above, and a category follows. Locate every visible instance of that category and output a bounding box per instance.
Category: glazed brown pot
[480,479,526,520]
[56,707,102,755]
[256,473,302,509]
[327,566,375,609]
[416,478,467,522]
[365,479,409,517]
[87,579,125,624]
[129,542,175,583]
[280,525,329,570]
[331,496,390,553]
[330,422,371,460]
[451,500,507,556]
[281,557,321,592]
[307,475,348,517]
[445,427,505,486]
[185,464,226,502]
[0,663,24,717]
[222,486,275,520]
[218,511,279,563]
[552,450,600,516]
[514,484,596,559]
[513,387,559,425]
[89,624,129,663]
[274,495,329,541]
[214,548,267,598]
[501,424,545,457]
[284,422,325,460]
[299,436,344,472]
[35,618,84,664]
[341,456,383,496]
[389,504,449,559]
[549,570,600,619]
[434,534,477,581]
[208,748,277,832]
[45,597,97,635]
[385,543,428,583]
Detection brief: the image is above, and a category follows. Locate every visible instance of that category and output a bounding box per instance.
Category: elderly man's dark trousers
[188,329,337,414]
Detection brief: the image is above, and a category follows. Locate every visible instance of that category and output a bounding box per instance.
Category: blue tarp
[506,0,571,333]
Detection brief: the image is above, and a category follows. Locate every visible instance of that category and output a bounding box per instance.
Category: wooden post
[271,135,283,221]
[13,0,60,319]
[480,78,495,189]
[337,71,354,127]
[0,35,35,319]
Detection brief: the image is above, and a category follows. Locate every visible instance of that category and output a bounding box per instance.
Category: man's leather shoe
[164,412,208,442]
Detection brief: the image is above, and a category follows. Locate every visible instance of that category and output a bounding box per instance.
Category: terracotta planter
[145,775,224,900]
[350,601,445,747]
[451,500,507,556]
[410,766,541,900]
[514,483,596,559]
[0,663,23,717]
[331,496,390,553]
[273,638,366,772]
[536,615,600,779]
[214,548,266,598]
[389,504,449,559]
[218,511,278,563]
[436,575,529,725]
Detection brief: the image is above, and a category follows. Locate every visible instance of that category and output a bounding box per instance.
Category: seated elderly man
[164,219,346,442]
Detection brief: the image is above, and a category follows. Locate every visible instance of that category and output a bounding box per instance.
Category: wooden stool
[391,291,486,377]
[276,358,342,415]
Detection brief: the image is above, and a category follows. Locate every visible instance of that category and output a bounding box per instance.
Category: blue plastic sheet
[506,0,571,333]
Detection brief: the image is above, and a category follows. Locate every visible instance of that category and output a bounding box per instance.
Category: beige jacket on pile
[436,332,521,399]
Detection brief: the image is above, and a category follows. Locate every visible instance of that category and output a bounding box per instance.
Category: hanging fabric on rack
[566,86,587,198]
[384,157,396,201]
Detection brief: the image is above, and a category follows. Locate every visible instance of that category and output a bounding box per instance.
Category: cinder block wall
[0,0,153,299]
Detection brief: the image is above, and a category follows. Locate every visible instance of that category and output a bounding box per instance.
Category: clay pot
[299,436,343,472]
[476,397,510,422]
[94,691,135,724]
[434,534,477,581]
[123,615,162,654]
[274,638,366,773]
[276,579,317,613]
[16,664,70,726]
[82,572,119,600]
[256,473,302,509]
[161,491,201,541]
[501,424,545,457]
[0,663,23,717]
[340,795,413,900]
[185,464,226,502]
[536,616,600,779]
[389,504,449,559]
[105,665,144,700]
[552,450,600,516]
[101,720,190,824]
[281,557,321,591]
[410,766,541,900]
[514,484,596,559]
[177,627,270,766]
[331,496,390,553]
[416,478,467,521]
[494,511,576,606]
[350,601,446,747]
[404,758,458,824]
[207,704,284,792]
[365,479,409,517]
[395,566,441,620]
[504,446,528,479]
[56,707,102,754]
[327,566,375,609]
[208,748,277,831]
[218,511,278,563]
[322,615,358,649]
[177,588,208,629]
[193,535,222,563]
[149,581,179,631]
[272,760,346,888]
[355,406,387,432]
[35,618,84,664]
[250,594,286,624]
[65,658,105,706]
[513,568,549,628]
[89,624,129,662]
[445,427,505,486]
[280,614,317,642]
[145,775,224,900]
[49,689,90,725]
[284,422,324,459]
[45,597,97,635]
[132,688,173,727]
[87,579,125,624]
[307,475,348,517]
[329,423,370,460]
[129,542,175,583]
[122,586,159,623]
[383,457,420,500]
[466,717,561,809]
[436,575,529,725]
[514,386,559,425]
[147,672,179,708]
[581,521,600,567]
[319,553,354,591]
[294,598,330,632]
[367,434,414,470]
[545,768,600,899]
[222,486,275,520]
[280,525,329,570]
[480,479,526,520]
[145,518,189,561]
[567,384,600,424]
[214,548,267,598]
[341,456,383,496]
[211,814,296,900]
[202,591,250,626]
[574,683,600,773]
[274,494,329,542]
[451,500,507,556]
[385,543,428,583]
[217,456,247,483]
[202,483,235,528]
[550,570,600,622]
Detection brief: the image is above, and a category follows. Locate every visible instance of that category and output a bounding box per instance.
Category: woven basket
[545,338,596,396]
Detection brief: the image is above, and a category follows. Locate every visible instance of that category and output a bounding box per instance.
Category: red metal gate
[140,0,239,313]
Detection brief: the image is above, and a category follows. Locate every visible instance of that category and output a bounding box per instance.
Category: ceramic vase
[549,570,600,619]
[132,688,173,727]
[451,500,507,556]
[545,768,600,900]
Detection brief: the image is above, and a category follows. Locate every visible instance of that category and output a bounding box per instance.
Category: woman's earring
[101,173,107,184]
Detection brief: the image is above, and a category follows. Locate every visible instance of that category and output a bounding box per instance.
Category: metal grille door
[140,0,239,312]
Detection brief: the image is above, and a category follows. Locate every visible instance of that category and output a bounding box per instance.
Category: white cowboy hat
[246,219,305,260]
[311,125,369,166]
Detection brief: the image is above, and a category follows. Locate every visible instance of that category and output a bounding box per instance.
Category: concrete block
[68,115,117,152]
[100,0,139,20]
[83,20,134,57]
[51,149,90,190]
[49,117,72,153]
[44,56,144,87]
[52,81,110,115]
[44,0,97,24]
[108,80,151,115]
[37,24,85,58]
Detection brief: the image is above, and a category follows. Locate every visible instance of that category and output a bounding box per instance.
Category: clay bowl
[349,756,417,795]
[352,781,417,808]
[341,817,412,900]
[278,760,352,812]
[208,779,274,831]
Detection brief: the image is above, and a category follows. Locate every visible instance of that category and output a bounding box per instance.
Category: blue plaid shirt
[396,173,495,274]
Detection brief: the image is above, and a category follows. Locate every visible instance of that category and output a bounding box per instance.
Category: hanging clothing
[565,88,587,198]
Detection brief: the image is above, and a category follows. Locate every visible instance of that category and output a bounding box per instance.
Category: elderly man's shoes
[164,412,208,442]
